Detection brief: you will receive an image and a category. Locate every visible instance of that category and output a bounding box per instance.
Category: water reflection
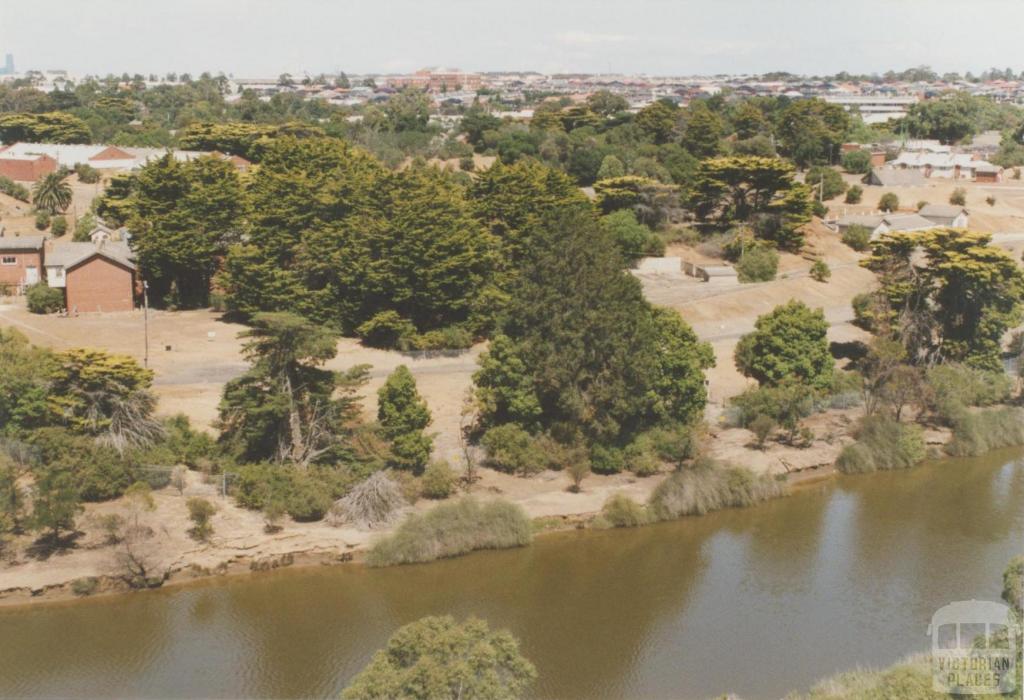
[0,451,1021,700]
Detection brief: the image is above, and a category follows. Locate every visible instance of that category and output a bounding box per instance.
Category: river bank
[0,405,962,610]
[2,449,1020,699]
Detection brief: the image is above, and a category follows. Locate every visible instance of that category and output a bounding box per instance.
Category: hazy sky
[3,0,1023,77]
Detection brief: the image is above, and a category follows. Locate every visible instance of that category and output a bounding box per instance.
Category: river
[1,450,1022,699]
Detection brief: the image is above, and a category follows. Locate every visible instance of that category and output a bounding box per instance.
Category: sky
[3,0,1024,78]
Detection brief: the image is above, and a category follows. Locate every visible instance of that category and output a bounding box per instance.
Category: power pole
[143,280,149,368]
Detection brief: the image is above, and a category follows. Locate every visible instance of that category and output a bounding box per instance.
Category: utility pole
[143,280,149,368]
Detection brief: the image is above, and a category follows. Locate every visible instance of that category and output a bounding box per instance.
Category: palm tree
[32,173,73,214]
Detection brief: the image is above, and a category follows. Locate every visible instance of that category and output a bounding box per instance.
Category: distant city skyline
[2,0,1023,78]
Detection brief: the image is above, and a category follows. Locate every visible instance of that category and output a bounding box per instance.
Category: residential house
[0,234,44,291]
[0,150,57,181]
[863,167,928,187]
[44,240,136,312]
[834,212,935,238]
[890,151,999,180]
[918,204,969,227]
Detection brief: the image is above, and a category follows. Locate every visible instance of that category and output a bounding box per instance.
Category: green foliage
[734,301,834,389]
[125,154,247,308]
[690,156,812,250]
[377,366,433,472]
[750,414,777,448]
[598,209,663,264]
[1004,556,1024,616]
[30,428,133,501]
[342,616,536,700]
[863,229,1024,371]
[355,311,416,349]
[596,154,626,180]
[681,101,724,158]
[842,223,871,251]
[0,328,52,431]
[805,165,847,200]
[949,187,967,206]
[598,493,650,528]
[0,175,30,202]
[593,175,679,227]
[34,210,50,230]
[473,208,713,449]
[50,215,67,236]
[924,363,1011,421]
[731,381,817,442]
[634,99,678,144]
[366,497,532,567]
[29,464,82,540]
[74,163,100,184]
[32,173,73,214]
[648,461,787,521]
[905,91,984,143]
[218,312,369,467]
[735,244,779,282]
[775,99,850,167]
[810,259,831,282]
[26,284,63,314]
[0,111,91,143]
[844,184,863,204]
[841,149,872,174]
[186,497,216,541]
[70,577,100,596]
[835,415,925,474]
[420,460,456,499]
[480,424,542,476]
[946,407,1024,457]
[878,192,899,212]
[791,654,940,700]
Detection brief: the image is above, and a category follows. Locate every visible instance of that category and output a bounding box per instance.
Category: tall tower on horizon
[1,54,13,75]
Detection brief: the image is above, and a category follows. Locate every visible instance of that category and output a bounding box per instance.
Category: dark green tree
[734,300,834,390]
[218,312,367,466]
[377,366,432,472]
[342,616,537,700]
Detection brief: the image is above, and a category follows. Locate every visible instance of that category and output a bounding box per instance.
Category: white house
[917,204,969,228]
[834,212,935,238]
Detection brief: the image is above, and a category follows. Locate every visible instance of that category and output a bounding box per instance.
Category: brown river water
[1,450,1022,699]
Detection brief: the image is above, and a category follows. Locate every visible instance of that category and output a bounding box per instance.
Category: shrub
[0,175,30,202]
[809,259,830,282]
[925,363,1011,422]
[285,474,333,521]
[420,460,456,499]
[342,616,536,700]
[844,184,863,204]
[841,224,871,251]
[811,200,827,218]
[878,192,899,212]
[949,187,967,206]
[648,461,786,521]
[986,195,996,206]
[916,200,929,211]
[356,311,416,349]
[34,210,51,230]
[405,326,474,351]
[367,497,532,567]
[731,382,816,443]
[262,499,286,532]
[186,497,216,541]
[793,654,935,700]
[750,414,776,449]
[735,245,778,282]
[25,283,63,314]
[74,163,101,184]
[805,165,847,200]
[50,216,68,237]
[480,424,542,476]
[835,415,925,474]
[624,440,662,477]
[599,493,649,528]
[329,471,406,528]
[946,407,1024,457]
[70,576,100,596]
[841,150,872,174]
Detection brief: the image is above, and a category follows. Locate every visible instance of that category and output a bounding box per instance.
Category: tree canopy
[734,300,834,390]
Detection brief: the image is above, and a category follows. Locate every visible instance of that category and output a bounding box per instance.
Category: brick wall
[0,155,57,182]
[0,250,42,291]
[65,256,135,312]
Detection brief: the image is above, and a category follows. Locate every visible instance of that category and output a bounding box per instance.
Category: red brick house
[44,241,136,312]
[0,234,44,292]
[0,153,58,181]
